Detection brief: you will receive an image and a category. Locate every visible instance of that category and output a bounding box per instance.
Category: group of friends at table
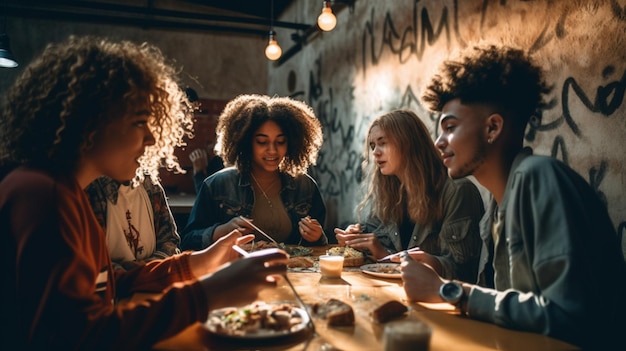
[1,35,624,350]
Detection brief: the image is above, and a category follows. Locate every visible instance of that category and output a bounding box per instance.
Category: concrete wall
[270,0,626,255]
[0,17,268,100]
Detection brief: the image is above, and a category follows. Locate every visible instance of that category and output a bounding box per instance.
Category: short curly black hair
[422,45,551,130]
[216,94,323,177]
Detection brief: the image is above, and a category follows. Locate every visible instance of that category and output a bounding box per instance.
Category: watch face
[441,282,463,302]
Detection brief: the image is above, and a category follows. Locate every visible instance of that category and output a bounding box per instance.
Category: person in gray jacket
[400,44,626,350]
[335,110,484,283]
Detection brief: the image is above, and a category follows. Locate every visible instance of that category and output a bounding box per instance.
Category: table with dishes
[148,245,579,351]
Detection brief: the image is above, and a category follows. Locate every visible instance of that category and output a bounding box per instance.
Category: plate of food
[205,301,310,341]
[360,263,402,279]
[280,243,314,257]
[238,241,315,269]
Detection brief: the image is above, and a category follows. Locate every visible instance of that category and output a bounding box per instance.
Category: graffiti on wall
[282,0,625,236]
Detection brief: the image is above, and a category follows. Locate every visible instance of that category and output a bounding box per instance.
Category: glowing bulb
[317,1,336,32]
[265,35,282,60]
[0,56,18,68]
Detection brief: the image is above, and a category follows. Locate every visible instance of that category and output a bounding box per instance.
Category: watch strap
[452,280,468,317]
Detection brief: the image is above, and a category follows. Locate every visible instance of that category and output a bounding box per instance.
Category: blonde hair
[358,109,447,225]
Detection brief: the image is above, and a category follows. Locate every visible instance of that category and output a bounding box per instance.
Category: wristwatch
[439,281,467,316]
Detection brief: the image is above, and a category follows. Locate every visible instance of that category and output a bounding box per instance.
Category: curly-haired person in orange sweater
[0,36,288,350]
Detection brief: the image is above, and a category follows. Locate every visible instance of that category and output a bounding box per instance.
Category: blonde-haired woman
[335,109,484,282]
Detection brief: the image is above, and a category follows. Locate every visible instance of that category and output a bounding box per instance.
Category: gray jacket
[471,148,626,349]
[365,177,484,282]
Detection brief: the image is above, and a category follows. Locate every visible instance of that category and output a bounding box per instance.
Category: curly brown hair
[358,109,447,225]
[0,35,194,183]
[422,45,551,131]
[215,94,323,177]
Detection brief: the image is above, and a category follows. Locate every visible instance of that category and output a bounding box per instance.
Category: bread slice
[371,300,408,323]
[327,246,365,267]
[342,256,365,267]
[288,256,314,268]
[312,298,355,326]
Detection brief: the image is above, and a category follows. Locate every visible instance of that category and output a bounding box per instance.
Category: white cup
[319,255,344,278]
[383,319,432,351]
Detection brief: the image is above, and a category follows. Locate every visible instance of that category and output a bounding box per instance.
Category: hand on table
[189,230,256,275]
[200,247,289,310]
[401,259,446,303]
[389,249,443,275]
[334,224,387,258]
[214,216,256,241]
[298,216,323,242]
[334,223,362,235]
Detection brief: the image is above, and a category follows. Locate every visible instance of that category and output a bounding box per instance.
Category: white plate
[205,303,310,341]
[360,263,402,279]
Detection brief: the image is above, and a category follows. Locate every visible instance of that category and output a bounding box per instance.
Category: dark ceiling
[3,0,354,64]
[184,0,296,20]
[3,0,310,37]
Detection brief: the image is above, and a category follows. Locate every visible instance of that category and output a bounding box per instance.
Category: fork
[377,247,422,262]
[283,274,317,335]
[231,245,316,333]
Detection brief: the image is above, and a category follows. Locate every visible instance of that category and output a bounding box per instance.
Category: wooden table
[151,247,580,351]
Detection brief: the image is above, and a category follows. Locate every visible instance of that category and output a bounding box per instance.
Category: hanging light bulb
[0,18,18,68]
[265,0,281,61]
[0,33,18,68]
[317,0,337,32]
[265,30,282,61]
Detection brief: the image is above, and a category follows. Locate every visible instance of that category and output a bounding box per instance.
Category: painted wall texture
[269,0,626,255]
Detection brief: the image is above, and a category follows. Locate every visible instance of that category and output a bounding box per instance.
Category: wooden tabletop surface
[148,246,579,351]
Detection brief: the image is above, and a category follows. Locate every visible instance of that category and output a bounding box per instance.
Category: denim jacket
[180,167,327,250]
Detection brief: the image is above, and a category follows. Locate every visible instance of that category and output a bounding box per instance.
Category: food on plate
[311,298,355,326]
[287,256,315,268]
[238,241,314,268]
[360,263,402,279]
[326,246,364,267]
[239,241,313,257]
[239,240,276,251]
[371,300,408,323]
[206,302,303,336]
[284,244,314,257]
[370,264,401,275]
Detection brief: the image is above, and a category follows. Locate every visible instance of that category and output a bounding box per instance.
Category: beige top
[250,186,291,243]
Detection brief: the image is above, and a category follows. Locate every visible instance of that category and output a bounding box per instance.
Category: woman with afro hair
[181,94,327,250]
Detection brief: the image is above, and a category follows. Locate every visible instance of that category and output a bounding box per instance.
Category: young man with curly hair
[0,36,288,349]
[181,94,327,250]
[400,45,625,349]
